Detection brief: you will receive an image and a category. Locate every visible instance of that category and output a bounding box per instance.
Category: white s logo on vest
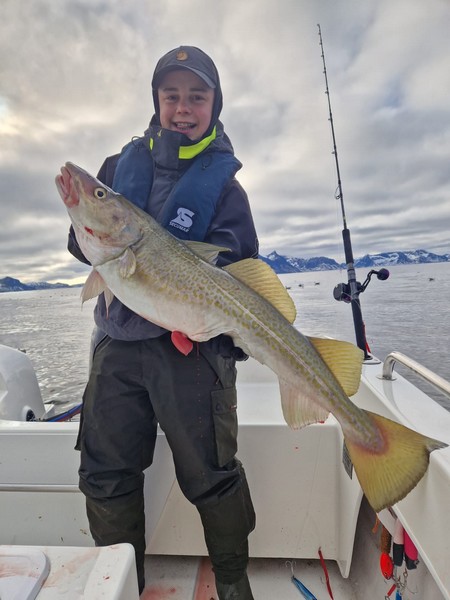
[169,207,195,232]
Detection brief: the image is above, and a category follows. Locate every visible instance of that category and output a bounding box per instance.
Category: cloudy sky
[2,0,450,284]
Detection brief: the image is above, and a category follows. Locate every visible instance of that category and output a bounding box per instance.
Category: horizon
[2,246,449,286]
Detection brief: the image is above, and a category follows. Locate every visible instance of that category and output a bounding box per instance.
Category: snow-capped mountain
[1,249,449,292]
[354,249,449,268]
[260,252,342,273]
[0,276,70,293]
[260,249,449,274]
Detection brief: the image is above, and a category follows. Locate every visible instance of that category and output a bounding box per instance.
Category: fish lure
[291,575,317,600]
[318,548,334,599]
[287,562,317,600]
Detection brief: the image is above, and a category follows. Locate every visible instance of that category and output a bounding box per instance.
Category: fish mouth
[55,164,79,208]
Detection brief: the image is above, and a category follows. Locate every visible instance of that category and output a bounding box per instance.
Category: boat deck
[1,346,449,599]
[142,555,357,600]
[140,496,444,600]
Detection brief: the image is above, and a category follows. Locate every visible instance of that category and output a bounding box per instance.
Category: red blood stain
[44,549,98,586]
[193,557,217,600]
[140,585,177,599]
[0,562,39,578]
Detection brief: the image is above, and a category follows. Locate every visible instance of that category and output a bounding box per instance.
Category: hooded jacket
[68,47,259,341]
[68,126,258,340]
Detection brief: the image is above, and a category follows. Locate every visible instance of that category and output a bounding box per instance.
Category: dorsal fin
[185,241,231,264]
[307,336,364,396]
[224,258,296,323]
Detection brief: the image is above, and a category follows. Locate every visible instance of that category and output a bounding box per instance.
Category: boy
[69,46,258,599]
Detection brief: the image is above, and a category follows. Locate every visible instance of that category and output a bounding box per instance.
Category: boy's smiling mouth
[174,122,196,132]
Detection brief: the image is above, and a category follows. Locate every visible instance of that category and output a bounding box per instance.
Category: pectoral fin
[118,247,137,278]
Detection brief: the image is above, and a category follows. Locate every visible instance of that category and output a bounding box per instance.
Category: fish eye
[94,187,107,199]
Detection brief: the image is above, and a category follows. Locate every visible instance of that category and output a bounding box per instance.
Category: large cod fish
[56,162,447,512]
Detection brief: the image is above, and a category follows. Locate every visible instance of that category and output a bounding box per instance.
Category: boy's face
[157,69,214,141]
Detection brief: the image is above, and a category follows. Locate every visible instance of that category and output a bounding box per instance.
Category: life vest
[112,134,241,242]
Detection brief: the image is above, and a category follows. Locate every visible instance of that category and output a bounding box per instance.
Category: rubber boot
[215,573,254,599]
[85,490,146,594]
[198,464,255,600]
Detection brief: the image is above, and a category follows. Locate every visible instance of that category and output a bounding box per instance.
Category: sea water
[0,262,449,410]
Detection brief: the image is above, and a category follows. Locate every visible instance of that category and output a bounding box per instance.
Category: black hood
[151,46,223,139]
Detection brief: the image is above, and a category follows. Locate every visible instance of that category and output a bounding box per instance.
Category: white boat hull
[1,344,449,599]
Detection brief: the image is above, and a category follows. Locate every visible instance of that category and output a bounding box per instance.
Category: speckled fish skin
[57,161,448,512]
[56,162,378,442]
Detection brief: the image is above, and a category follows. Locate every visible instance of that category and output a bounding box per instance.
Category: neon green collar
[150,126,216,160]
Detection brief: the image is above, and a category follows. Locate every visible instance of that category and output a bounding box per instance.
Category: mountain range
[1,249,448,292]
[0,276,71,293]
[260,248,450,274]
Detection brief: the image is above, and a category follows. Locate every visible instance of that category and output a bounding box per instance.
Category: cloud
[1,0,449,283]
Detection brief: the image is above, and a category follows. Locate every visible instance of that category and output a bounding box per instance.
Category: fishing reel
[333,268,390,303]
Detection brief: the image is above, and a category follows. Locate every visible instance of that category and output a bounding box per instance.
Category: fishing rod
[317,24,389,360]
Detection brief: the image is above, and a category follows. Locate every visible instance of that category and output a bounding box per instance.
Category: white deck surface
[141,497,446,600]
[1,345,449,599]
[142,555,357,600]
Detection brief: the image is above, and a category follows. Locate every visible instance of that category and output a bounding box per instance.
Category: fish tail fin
[344,410,447,512]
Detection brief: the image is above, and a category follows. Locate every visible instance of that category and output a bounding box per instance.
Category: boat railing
[381,351,450,400]
[0,484,79,493]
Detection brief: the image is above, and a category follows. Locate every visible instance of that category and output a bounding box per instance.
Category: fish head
[56,162,143,266]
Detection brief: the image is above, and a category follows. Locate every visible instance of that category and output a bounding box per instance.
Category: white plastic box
[0,544,139,599]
